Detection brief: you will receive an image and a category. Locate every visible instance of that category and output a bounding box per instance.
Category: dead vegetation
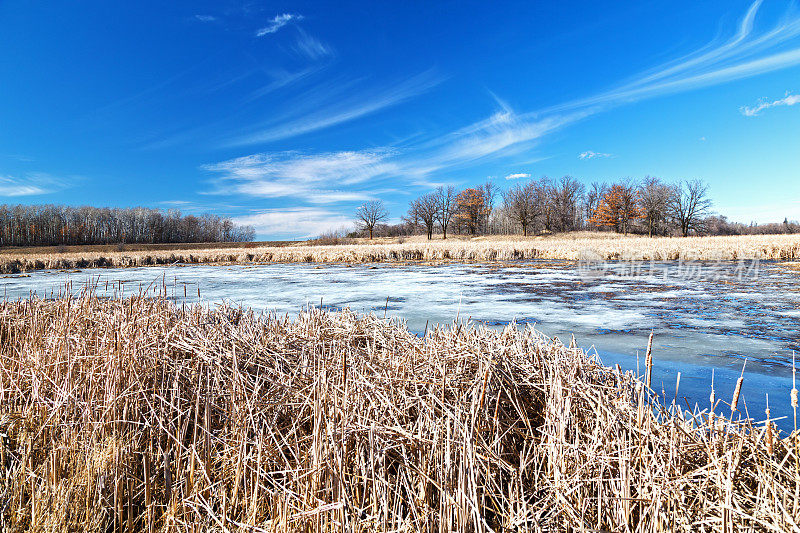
[1,233,800,273]
[0,292,797,531]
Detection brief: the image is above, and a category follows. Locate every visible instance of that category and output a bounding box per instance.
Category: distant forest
[0,204,255,247]
[342,176,800,241]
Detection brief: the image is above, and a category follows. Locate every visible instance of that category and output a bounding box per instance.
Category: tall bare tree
[537,177,556,232]
[551,176,585,232]
[407,193,439,240]
[355,200,389,239]
[503,181,542,236]
[637,176,672,237]
[434,186,458,239]
[479,180,499,233]
[668,179,713,237]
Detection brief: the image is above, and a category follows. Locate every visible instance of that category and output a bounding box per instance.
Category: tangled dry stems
[0,293,797,531]
[2,233,800,273]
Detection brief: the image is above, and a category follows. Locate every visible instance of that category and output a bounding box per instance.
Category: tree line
[0,204,255,247]
[353,176,797,239]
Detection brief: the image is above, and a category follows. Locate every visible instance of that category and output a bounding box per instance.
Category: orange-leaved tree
[589,183,640,234]
[455,188,489,235]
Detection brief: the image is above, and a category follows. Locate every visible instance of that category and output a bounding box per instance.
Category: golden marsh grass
[1,233,800,273]
[0,291,797,531]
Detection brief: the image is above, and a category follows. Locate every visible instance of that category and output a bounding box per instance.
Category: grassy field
[1,233,800,273]
[0,293,795,531]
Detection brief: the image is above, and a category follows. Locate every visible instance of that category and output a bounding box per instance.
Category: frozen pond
[2,260,799,432]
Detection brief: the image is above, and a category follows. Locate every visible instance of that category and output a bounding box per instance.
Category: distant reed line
[1,233,800,273]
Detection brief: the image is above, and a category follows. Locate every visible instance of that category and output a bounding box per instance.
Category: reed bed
[2,233,800,273]
[0,292,797,531]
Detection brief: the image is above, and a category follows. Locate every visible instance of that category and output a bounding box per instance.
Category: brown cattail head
[731,376,743,414]
[765,407,774,455]
[645,331,654,389]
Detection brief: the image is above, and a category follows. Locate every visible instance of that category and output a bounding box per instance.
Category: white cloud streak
[203,150,395,203]
[504,173,530,180]
[0,173,68,197]
[293,29,333,60]
[223,70,443,147]
[741,92,800,115]
[578,151,612,160]
[233,207,352,239]
[550,1,800,113]
[256,13,303,36]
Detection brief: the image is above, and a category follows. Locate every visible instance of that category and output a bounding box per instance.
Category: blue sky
[1,0,800,239]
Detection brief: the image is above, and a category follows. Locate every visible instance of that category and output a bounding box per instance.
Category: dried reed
[0,292,797,531]
[2,233,800,273]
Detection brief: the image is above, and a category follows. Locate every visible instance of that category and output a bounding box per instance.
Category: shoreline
[1,233,799,273]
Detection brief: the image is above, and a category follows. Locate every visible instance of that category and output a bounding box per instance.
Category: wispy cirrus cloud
[202,149,396,203]
[550,1,800,112]
[233,207,352,238]
[256,13,303,37]
[504,172,530,180]
[293,29,334,60]
[741,91,800,116]
[432,103,585,165]
[194,15,216,23]
[405,1,800,176]
[222,70,443,147]
[0,173,70,197]
[579,151,612,160]
[398,101,591,181]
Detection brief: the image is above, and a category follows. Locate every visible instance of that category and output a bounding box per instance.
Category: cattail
[709,370,716,408]
[792,388,798,409]
[731,376,743,414]
[709,371,716,431]
[645,331,654,389]
[765,396,774,455]
[766,421,774,455]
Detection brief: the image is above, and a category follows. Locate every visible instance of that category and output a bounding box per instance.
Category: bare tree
[0,204,254,247]
[434,186,458,239]
[479,180,499,233]
[637,176,672,237]
[538,177,556,232]
[668,179,713,237]
[355,200,389,239]
[407,193,439,240]
[551,176,585,232]
[503,181,541,236]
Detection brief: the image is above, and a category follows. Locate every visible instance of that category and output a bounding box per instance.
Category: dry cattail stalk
[731,376,744,414]
[765,397,774,455]
[645,331,654,389]
[731,360,746,415]
[0,292,797,531]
